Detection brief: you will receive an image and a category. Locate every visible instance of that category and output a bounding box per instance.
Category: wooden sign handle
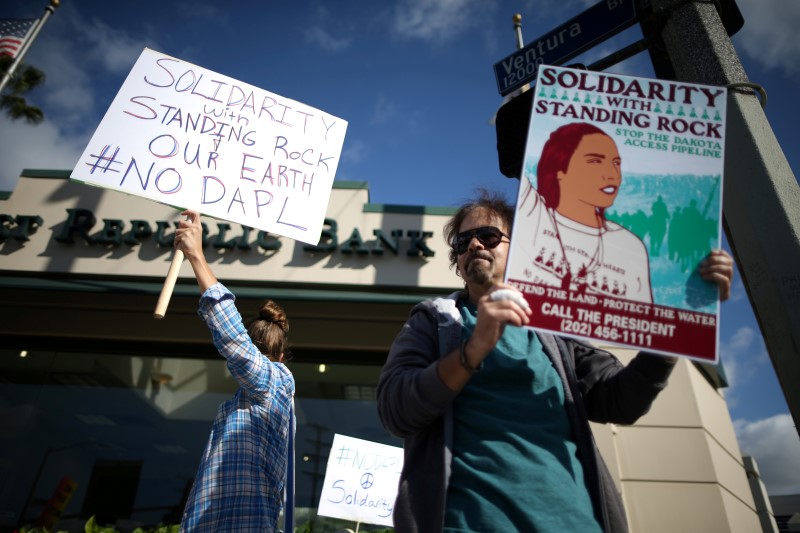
[153,249,184,319]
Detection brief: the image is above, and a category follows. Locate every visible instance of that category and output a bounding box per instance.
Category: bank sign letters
[71,48,347,245]
[505,66,727,363]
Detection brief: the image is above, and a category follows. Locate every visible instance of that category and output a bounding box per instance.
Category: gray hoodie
[377,292,675,532]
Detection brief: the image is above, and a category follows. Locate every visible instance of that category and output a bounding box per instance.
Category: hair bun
[258,300,289,333]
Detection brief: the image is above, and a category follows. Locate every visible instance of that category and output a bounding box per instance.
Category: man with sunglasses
[377,189,733,532]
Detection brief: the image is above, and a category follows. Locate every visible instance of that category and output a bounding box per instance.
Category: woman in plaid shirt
[175,210,295,532]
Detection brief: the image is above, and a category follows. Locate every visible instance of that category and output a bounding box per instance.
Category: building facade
[0,171,768,532]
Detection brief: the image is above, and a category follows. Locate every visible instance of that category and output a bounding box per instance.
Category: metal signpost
[647,0,800,435]
[493,0,638,96]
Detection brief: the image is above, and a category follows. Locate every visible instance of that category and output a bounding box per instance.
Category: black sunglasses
[452,226,509,255]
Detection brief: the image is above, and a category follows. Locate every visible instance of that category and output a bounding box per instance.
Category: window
[0,349,398,531]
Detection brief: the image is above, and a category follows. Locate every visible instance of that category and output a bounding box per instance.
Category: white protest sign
[317,434,402,527]
[71,48,347,245]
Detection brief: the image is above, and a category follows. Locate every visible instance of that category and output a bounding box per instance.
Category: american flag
[0,19,37,58]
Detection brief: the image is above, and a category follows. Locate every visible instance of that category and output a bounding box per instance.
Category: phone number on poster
[561,319,653,347]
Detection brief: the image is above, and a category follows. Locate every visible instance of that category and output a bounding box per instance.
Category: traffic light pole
[648,0,800,432]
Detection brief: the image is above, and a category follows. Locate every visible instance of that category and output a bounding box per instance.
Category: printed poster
[71,48,347,245]
[505,65,726,362]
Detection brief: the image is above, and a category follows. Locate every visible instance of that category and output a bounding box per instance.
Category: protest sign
[317,434,402,528]
[505,65,726,362]
[71,48,347,246]
[71,48,347,318]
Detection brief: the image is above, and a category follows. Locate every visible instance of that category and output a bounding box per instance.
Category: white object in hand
[489,288,530,310]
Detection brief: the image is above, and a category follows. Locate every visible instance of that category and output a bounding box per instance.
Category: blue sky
[1,0,798,496]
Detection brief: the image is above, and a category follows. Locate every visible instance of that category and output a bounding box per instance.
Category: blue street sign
[493,0,638,96]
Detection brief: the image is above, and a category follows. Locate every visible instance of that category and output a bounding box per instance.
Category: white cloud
[520,0,584,22]
[50,4,153,110]
[720,326,751,390]
[0,116,88,192]
[726,325,756,354]
[729,276,748,303]
[735,414,800,495]
[24,33,95,128]
[74,16,155,75]
[370,94,423,132]
[392,0,495,43]
[34,41,95,126]
[719,325,767,406]
[371,95,398,125]
[341,139,368,164]
[178,2,229,26]
[734,0,800,78]
[302,5,355,52]
[304,26,352,52]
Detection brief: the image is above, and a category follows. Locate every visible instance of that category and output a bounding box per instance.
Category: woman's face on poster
[556,133,622,213]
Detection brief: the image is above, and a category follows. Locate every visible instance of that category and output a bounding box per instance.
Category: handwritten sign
[505,65,726,363]
[317,434,402,527]
[71,48,347,245]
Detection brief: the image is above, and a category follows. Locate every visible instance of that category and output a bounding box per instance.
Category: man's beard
[463,252,495,287]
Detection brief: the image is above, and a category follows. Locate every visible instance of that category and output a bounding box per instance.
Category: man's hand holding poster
[505,65,726,363]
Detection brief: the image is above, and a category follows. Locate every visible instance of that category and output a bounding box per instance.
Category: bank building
[0,170,778,532]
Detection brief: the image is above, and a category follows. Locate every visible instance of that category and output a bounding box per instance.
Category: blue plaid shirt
[181,283,295,533]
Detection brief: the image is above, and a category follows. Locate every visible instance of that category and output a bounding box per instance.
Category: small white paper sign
[317,434,402,527]
[71,48,347,245]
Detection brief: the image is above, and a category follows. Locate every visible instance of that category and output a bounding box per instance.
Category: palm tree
[0,55,46,124]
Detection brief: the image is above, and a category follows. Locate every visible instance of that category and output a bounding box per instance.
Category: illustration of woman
[511,122,653,303]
